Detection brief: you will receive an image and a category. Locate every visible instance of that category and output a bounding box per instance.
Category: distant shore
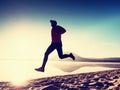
[1,69,120,90]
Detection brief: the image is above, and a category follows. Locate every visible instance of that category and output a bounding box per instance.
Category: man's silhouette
[35,20,75,72]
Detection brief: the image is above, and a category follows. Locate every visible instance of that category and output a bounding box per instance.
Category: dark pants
[41,42,71,68]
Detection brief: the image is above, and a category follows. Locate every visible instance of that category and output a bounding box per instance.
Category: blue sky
[0,0,120,58]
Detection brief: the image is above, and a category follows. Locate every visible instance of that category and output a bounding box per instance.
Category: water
[0,59,119,86]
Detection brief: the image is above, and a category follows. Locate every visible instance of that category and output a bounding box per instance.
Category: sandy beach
[1,69,120,90]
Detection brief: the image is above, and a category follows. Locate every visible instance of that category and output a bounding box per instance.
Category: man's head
[50,20,57,27]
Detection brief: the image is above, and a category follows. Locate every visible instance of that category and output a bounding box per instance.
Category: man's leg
[35,43,56,72]
[56,43,75,60]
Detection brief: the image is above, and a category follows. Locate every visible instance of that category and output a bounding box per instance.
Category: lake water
[0,59,119,86]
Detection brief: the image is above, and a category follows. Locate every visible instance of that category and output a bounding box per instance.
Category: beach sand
[1,69,120,90]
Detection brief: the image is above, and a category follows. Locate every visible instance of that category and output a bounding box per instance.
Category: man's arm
[56,26,66,34]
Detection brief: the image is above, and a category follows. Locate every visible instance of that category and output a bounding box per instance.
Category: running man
[35,20,75,72]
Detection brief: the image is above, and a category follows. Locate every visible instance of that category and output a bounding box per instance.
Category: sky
[0,0,120,59]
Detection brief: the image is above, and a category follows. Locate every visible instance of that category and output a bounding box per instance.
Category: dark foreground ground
[1,69,120,90]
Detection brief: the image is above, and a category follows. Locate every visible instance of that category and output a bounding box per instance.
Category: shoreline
[1,68,120,90]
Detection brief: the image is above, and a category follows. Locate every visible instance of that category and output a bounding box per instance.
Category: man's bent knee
[59,55,64,59]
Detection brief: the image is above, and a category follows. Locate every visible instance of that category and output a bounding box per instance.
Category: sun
[0,18,50,59]
[0,19,52,85]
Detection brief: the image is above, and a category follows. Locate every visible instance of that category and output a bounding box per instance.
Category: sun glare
[0,19,50,59]
[11,74,28,86]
